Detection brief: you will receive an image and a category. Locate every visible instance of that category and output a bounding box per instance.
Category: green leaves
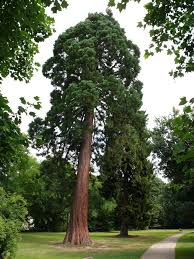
[108,0,140,11]
[0,188,27,258]
[12,156,75,232]
[153,97,194,184]
[108,0,194,77]
[183,105,192,114]
[137,21,143,28]
[0,93,28,180]
[143,0,194,77]
[17,96,42,123]
[108,0,115,7]
[190,98,194,104]
[0,0,68,82]
[144,49,154,59]
[20,97,26,105]
[152,100,194,228]
[34,96,40,102]
[18,106,26,114]
[29,112,36,117]
[179,96,187,106]
[174,99,194,171]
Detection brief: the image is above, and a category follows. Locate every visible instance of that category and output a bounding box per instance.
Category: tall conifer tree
[100,83,152,236]
[29,11,142,245]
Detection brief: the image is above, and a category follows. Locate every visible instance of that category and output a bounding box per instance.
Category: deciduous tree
[0,0,68,81]
[108,0,194,77]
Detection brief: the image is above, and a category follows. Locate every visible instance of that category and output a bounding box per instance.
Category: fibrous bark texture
[64,112,93,245]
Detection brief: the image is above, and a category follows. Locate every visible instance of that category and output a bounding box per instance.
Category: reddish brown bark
[64,112,93,245]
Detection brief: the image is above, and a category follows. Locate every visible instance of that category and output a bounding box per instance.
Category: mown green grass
[176,231,194,259]
[16,230,179,259]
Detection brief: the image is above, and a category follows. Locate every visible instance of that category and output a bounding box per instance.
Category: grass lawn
[176,231,194,259]
[16,230,179,259]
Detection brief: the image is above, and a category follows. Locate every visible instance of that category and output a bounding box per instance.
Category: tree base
[118,233,129,238]
[64,231,92,246]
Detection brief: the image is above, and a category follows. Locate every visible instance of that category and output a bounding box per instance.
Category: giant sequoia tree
[29,11,141,245]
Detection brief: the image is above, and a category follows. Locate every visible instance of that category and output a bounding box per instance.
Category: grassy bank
[176,231,194,259]
[16,230,179,259]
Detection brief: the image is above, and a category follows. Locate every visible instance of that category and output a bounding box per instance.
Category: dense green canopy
[152,101,194,228]
[0,95,27,185]
[0,0,68,81]
[29,12,141,160]
[152,98,194,183]
[100,87,153,234]
[0,188,27,258]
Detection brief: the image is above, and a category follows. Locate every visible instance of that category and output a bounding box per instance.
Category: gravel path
[141,232,187,259]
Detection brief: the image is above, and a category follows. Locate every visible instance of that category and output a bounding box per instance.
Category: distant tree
[160,184,194,229]
[152,98,194,183]
[152,116,172,173]
[9,156,75,232]
[30,157,75,231]
[0,0,68,82]
[0,149,38,194]
[149,177,166,228]
[29,12,141,244]
[89,176,117,232]
[172,97,194,178]
[108,0,194,77]
[152,101,194,229]
[0,94,41,191]
[152,113,182,183]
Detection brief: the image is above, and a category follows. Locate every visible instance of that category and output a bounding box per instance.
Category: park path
[141,232,187,259]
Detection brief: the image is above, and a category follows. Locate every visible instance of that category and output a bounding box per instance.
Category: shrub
[0,188,27,258]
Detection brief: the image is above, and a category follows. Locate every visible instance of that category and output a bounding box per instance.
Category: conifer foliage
[100,79,152,236]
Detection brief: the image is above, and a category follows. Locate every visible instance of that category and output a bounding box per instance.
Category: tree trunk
[64,111,93,245]
[120,220,128,237]
[119,171,129,237]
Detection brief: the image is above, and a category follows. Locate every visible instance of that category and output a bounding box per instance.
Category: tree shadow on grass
[92,233,140,239]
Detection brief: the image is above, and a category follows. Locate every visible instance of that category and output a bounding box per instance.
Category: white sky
[2,0,194,134]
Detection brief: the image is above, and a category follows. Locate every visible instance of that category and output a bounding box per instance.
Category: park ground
[176,231,194,259]
[16,229,194,259]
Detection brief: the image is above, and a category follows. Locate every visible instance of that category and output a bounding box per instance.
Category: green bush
[0,188,27,258]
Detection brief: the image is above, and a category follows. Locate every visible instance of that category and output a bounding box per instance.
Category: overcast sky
[2,0,194,133]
